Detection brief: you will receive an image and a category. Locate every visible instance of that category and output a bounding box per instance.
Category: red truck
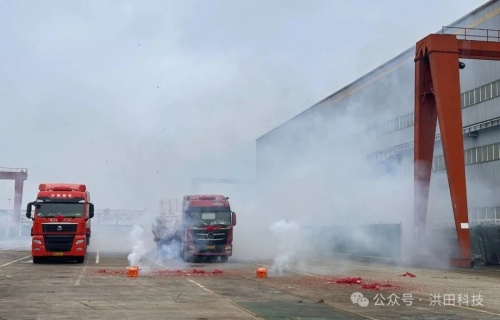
[180,194,236,262]
[25,183,94,264]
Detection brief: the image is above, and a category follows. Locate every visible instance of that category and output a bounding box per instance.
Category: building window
[431,142,500,171]
[368,79,500,137]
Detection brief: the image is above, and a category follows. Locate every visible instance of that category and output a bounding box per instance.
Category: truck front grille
[42,223,77,233]
[194,230,228,244]
[44,235,75,252]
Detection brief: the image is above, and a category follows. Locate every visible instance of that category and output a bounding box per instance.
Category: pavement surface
[1,239,500,320]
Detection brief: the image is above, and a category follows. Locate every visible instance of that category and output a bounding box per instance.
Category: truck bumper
[31,234,87,257]
[186,243,233,256]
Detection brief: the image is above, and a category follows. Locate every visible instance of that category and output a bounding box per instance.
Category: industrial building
[256,1,500,262]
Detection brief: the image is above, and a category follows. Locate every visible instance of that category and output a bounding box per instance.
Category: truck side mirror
[26,202,33,220]
[232,212,236,226]
[88,203,94,219]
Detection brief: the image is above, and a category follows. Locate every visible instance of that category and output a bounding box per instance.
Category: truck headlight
[225,245,232,251]
[33,239,42,245]
[76,239,85,245]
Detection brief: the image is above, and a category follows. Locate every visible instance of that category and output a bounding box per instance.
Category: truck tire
[182,251,191,263]
[33,257,43,264]
[182,250,197,263]
[220,256,228,263]
[76,256,85,264]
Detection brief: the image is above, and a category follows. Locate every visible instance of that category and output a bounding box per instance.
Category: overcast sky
[0,0,489,210]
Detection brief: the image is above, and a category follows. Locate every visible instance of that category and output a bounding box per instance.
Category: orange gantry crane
[414,27,500,268]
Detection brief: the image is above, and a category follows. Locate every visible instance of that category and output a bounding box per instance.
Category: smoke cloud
[127,224,147,267]
[0,0,487,266]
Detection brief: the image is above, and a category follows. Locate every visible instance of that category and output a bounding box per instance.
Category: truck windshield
[186,210,231,227]
[35,203,85,218]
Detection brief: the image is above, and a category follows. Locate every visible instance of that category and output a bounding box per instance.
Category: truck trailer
[26,183,95,264]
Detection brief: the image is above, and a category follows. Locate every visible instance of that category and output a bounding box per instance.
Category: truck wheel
[182,250,191,262]
[86,236,90,246]
[76,256,85,264]
[33,257,43,264]
[220,256,228,263]
[182,250,190,262]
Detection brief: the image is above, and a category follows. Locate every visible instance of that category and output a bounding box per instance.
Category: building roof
[257,0,499,142]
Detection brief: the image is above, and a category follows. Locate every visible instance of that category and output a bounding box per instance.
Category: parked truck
[25,183,95,264]
[153,194,237,263]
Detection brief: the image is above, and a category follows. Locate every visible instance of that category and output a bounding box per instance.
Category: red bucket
[256,267,267,278]
[127,266,139,277]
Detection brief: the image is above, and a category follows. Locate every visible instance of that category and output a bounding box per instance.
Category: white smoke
[157,242,182,261]
[127,224,147,267]
[269,219,312,275]
[0,1,485,271]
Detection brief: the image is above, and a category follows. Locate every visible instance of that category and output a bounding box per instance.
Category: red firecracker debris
[361,282,398,290]
[192,269,206,274]
[95,269,127,276]
[151,270,184,276]
[361,283,380,290]
[326,276,401,291]
[399,272,416,277]
[336,277,362,284]
[92,268,224,277]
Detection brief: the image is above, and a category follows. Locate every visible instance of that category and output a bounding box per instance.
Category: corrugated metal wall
[256,1,500,227]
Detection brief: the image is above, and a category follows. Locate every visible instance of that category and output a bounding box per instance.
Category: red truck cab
[26,183,94,264]
[181,194,236,263]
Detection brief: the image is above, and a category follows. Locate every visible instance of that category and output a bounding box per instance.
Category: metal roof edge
[256,0,498,142]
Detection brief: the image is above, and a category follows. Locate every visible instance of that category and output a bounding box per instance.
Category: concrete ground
[1,240,500,320]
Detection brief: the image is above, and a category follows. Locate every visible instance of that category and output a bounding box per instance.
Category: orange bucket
[127,266,139,277]
[256,267,267,278]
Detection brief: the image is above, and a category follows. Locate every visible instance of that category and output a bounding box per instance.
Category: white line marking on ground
[0,255,31,268]
[0,245,30,251]
[146,256,166,268]
[254,263,500,316]
[186,278,214,293]
[146,257,260,319]
[185,274,261,318]
[419,298,500,316]
[74,255,90,286]
[96,251,99,264]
